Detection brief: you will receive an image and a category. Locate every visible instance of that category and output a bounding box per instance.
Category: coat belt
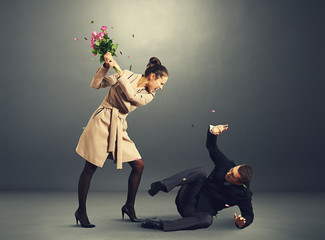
[105,105,126,169]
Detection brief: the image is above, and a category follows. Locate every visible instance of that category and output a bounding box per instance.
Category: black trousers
[160,167,214,231]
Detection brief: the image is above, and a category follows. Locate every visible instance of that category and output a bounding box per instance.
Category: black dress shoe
[148,181,167,196]
[141,218,163,230]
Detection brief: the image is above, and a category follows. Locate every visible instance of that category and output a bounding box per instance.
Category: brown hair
[144,57,168,78]
[238,164,254,184]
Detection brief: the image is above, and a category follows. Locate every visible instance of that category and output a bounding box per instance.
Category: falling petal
[84,37,88,40]
[225,204,230,208]
[211,109,215,113]
[90,20,94,24]
[109,71,111,74]
[191,124,195,128]
[182,178,186,181]
[120,51,123,55]
[82,127,86,130]
[129,64,132,71]
[128,56,130,58]
[243,184,247,189]
[73,38,79,41]
[111,27,114,29]
[82,59,85,62]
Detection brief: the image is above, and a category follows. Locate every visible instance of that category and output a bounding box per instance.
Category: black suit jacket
[197,129,254,229]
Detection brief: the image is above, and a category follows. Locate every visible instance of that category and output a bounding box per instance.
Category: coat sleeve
[117,70,155,106]
[235,199,254,229]
[90,64,118,89]
[205,128,231,168]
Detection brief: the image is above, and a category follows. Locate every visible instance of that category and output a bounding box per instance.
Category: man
[141,124,254,231]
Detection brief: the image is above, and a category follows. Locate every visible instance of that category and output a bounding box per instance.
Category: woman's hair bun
[146,57,161,68]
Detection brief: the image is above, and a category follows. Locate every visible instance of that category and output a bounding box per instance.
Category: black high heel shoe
[75,210,96,228]
[121,205,143,222]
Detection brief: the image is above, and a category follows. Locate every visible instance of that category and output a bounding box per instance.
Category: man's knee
[197,214,213,228]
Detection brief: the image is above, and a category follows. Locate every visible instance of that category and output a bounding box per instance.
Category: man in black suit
[141,124,254,231]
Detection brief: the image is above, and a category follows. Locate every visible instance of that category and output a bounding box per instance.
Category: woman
[75,52,168,228]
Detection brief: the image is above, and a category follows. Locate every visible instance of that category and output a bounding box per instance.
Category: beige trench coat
[76,65,155,169]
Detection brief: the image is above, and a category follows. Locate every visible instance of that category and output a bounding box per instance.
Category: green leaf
[99,41,106,47]
[120,51,123,55]
[191,124,195,128]
[84,37,88,40]
[94,41,100,46]
[99,55,104,63]
[129,64,132,71]
[90,20,94,24]
[91,49,97,54]
[132,34,135,38]
[82,127,86,130]
[112,44,118,51]
[104,34,109,39]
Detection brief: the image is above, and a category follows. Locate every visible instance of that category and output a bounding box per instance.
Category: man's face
[225,165,243,185]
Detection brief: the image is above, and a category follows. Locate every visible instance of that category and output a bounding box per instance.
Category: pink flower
[101,26,107,31]
[128,56,130,58]
[98,32,105,40]
[225,204,230,208]
[93,53,97,56]
[92,31,98,37]
[82,59,85,62]
[73,38,78,41]
[91,37,96,43]
[109,71,111,74]
[111,27,114,29]
[211,110,215,113]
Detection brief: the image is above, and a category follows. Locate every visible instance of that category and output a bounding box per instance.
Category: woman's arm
[90,64,118,89]
[117,72,155,106]
[103,52,155,106]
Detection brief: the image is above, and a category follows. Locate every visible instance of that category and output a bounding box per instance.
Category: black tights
[76,159,144,219]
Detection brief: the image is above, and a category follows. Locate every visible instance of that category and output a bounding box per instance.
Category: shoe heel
[121,209,125,220]
[75,215,79,225]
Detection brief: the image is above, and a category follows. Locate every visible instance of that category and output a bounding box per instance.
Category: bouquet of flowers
[90,26,118,64]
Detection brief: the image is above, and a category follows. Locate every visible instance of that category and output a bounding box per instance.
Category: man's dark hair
[238,164,254,184]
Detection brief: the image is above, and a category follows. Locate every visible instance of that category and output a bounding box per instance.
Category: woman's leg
[76,161,97,224]
[123,159,144,219]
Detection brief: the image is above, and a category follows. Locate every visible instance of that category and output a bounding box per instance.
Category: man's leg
[162,212,213,231]
[148,167,207,196]
[161,178,212,231]
[143,169,213,231]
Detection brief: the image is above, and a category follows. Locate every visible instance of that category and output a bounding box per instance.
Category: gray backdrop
[1,0,324,191]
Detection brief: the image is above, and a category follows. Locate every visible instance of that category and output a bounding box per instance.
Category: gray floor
[0,191,324,240]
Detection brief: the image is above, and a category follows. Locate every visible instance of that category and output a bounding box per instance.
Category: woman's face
[147,74,168,94]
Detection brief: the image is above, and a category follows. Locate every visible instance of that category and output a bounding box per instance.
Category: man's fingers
[234,213,237,219]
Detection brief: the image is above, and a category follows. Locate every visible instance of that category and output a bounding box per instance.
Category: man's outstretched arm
[205,124,230,167]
